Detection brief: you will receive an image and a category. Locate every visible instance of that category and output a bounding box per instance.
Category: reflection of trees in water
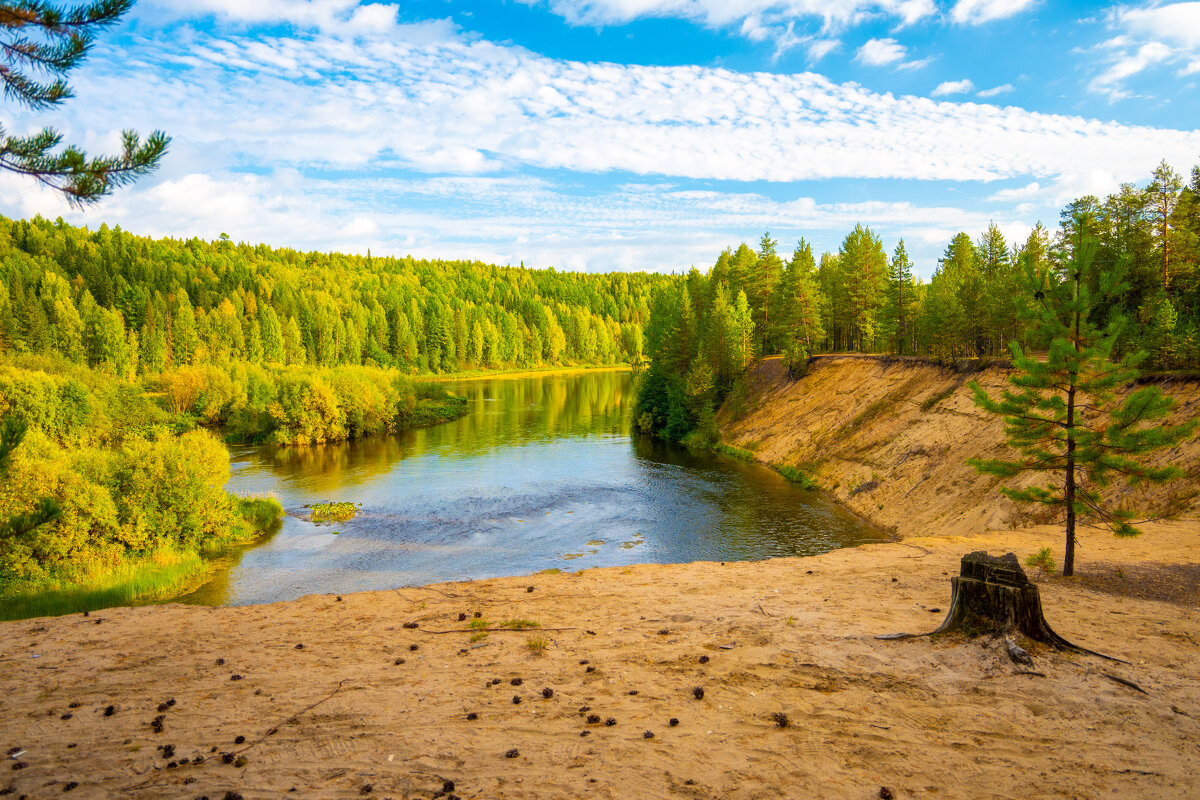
[173,518,283,607]
[630,432,881,558]
[259,372,633,483]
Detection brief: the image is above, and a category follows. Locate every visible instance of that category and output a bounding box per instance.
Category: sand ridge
[720,356,1200,539]
[1,522,1197,799]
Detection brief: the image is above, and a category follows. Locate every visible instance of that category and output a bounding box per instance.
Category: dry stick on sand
[418,627,578,634]
[124,680,351,791]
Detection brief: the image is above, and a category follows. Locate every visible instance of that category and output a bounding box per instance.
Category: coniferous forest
[635,160,1200,444]
[1,158,1197,612]
[0,215,666,608]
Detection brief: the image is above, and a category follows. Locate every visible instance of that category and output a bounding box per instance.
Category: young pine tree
[968,228,1196,576]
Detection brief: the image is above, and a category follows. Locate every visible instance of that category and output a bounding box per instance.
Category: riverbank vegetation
[0,215,670,615]
[0,417,284,619]
[636,159,1200,444]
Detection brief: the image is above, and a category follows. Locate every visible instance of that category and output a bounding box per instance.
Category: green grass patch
[401,392,469,429]
[714,443,755,461]
[499,618,540,630]
[237,495,284,530]
[0,548,207,621]
[310,502,357,523]
[468,617,491,629]
[775,464,818,490]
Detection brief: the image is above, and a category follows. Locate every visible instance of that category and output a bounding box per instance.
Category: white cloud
[932,78,974,96]
[526,0,936,29]
[856,37,906,65]
[1118,2,1200,50]
[25,26,1198,190]
[515,0,936,54]
[1091,40,1173,100]
[807,38,841,60]
[976,82,1013,97]
[5,16,1199,272]
[987,181,1041,202]
[1090,3,1200,99]
[0,168,1021,275]
[138,0,450,38]
[950,0,1037,26]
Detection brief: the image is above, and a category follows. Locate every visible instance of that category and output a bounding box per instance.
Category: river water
[180,370,886,606]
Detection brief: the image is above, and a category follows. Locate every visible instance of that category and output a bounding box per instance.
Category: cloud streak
[2,7,1198,273]
[40,27,1197,190]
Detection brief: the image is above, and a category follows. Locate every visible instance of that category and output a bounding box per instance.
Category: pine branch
[0,125,170,205]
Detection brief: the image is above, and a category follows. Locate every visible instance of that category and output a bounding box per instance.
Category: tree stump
[877,551,1122,661]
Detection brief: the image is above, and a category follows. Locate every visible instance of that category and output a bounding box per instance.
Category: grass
[310,501,357,523]
[0,549,207,621]
[775,464,818,490]
[715,443,820,490]
[403,394,469,429]
[0,495,284,621]
[525,635,549,655]
[499,618,540,630]
[237,496,284,529]
[714,443,755,461]
[468,617,491,629]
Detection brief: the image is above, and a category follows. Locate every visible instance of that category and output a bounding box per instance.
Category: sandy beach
[2,520,1197,799]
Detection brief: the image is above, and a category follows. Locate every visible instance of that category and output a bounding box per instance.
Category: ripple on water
[196,371,886,605]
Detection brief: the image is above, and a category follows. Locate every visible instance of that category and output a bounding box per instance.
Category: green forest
[0,216,668,614]
[635,160,1200,444]
[2,158,1197,615]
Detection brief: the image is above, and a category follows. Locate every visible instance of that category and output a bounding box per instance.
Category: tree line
[636,159,1200,443]
[0,215,666,376]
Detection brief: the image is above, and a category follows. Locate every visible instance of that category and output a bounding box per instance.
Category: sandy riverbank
[1,520,1197,799]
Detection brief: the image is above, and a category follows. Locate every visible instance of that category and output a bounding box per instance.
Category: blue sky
[2,0,1199,277]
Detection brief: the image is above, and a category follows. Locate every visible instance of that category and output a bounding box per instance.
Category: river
[180,370,887,606]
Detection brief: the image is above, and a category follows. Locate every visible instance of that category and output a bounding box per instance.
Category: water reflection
[184,370,885,606]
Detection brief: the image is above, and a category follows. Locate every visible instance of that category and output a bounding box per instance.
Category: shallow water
[180,371,886,606]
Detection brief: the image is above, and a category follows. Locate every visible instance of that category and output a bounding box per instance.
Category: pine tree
[779,241,825,374]
[1,0,169,203]
[750,232,782,354]
[1146,160,1183,289]
[968,226,1196,576]
[838,224,888,352]
[882,240,913,354]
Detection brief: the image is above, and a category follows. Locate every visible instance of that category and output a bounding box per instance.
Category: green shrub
[0,428,254,592]
[1024,547,1057,576]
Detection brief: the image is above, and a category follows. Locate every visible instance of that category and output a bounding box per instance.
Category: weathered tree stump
[877,551,1123,662]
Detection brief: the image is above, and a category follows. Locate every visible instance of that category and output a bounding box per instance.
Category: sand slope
[1,523,1197,799]
[720,356,1200,538]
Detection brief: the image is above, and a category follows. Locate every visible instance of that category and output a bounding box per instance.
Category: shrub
[1024,547,1057,576]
